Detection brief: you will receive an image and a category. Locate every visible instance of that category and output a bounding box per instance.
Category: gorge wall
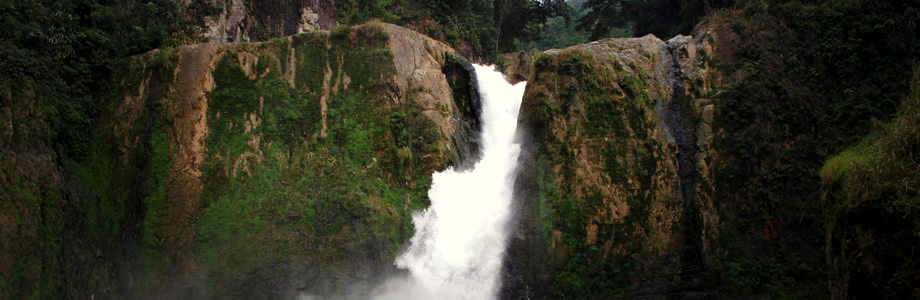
[0,22,482,299]
[504,8,919,297]
[3,3,918,298]
[503,25,726,298]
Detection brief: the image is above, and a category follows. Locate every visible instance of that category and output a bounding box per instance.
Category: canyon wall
[0,22,480,299]
[504,12,917,297]
[504,26,725,298]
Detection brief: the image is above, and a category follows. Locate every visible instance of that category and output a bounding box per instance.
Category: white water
[371,64,526,299]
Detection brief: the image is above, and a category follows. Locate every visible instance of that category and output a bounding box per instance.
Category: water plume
[372,64,526,299]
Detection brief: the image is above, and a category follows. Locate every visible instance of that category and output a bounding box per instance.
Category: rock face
[0,80,66,300]
[197,0,338,43]
[502,16,914,299]
[0,22,481,299]
[504,27,726,298]
[500,51,533,84]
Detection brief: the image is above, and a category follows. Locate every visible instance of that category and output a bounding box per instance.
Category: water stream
[372,64,526,299]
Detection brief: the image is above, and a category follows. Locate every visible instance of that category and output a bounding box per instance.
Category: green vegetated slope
[702,1,919,297]
[190,27,432,298]
[820,67,920,299]
[0,22,478,299]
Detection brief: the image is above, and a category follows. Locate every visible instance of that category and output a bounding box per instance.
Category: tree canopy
[577,0,735,39]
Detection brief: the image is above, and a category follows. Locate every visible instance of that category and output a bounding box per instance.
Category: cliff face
[505,12,915,298]
[504,25,729,298]
[0,22,480,299]
[193,0,338,43]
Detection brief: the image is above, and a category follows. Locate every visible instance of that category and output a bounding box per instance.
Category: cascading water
[372,64,526,299]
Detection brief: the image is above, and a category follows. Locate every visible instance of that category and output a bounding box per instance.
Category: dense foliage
[709,0,920,296]
[4,0,920,298]
[0,0,199,157]
[578,0,735,40]
[820,66,920,299]
[334,0,570,60]
[512,2,591,52]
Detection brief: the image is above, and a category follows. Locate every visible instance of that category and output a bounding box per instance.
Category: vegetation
[0,45,179,298]
[523,49,669,298]
[0,1,195,296]
[3,0,920,298]
[820,66,920,299]
[707,0,920,296]
[578,0,735,40]
[512,2,591,52]
[0,0,199,158]
[188,26,447,296]
[333,0,570,60]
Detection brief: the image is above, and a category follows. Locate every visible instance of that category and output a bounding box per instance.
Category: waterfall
[372,64,526,299]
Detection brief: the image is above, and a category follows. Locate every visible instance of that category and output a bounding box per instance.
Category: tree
[577,0,734,40]
[494,0,569,52]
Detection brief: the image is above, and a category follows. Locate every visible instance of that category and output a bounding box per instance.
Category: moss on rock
[1,22,477,299]
[513,39,683,298]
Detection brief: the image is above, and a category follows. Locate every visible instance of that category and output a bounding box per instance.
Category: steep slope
[503,23,734,298]
[507,3,919,296]
[820,67,920,299]
[0,22,481,299]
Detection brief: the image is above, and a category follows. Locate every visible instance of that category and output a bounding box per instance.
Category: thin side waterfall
[372,64,526,299]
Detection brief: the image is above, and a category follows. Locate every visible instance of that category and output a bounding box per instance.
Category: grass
[819,66,920,298]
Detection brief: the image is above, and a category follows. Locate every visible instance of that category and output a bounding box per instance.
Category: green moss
[2,52,180,298]
[191,27,446,295]
[141,128,170,270]
[1,171,65,299]
[292,33,329,92]
[709,2,920,295]
[818,136,878,183]
[525,48,662,297]
[277,38,291,75]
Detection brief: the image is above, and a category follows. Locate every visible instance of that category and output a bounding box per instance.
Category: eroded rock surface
[506,27,726,298]
[199,0,338,43]
[500,51,533,84]
[0,22,481,299]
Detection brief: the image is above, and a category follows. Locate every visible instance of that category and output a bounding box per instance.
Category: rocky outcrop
[381,23,466,155]
[197,0,338,43]
[666,24,736,281]
[505,26,726,298]
[152,22,482,298]
[500,51,533,84]
[0,22,482,299]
